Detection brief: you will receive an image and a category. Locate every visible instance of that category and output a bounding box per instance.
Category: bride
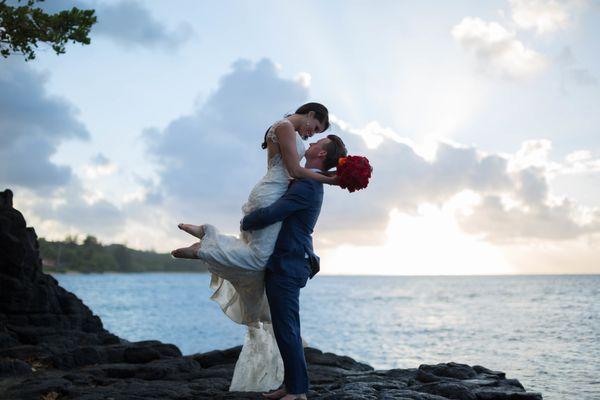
[171,102,338,392]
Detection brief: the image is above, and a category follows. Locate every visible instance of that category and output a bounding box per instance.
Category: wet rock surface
[0,189,543,399]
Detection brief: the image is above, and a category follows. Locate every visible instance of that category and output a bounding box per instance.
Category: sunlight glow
[322,191,514,275]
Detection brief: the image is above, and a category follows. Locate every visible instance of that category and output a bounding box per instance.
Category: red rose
[336,155,373,193]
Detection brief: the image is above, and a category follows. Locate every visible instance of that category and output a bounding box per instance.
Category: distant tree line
[38,235,210,273]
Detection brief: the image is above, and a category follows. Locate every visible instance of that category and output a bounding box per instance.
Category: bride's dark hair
[261,102,330,149]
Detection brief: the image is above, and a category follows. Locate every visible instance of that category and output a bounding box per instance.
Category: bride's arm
[276,124,337,185]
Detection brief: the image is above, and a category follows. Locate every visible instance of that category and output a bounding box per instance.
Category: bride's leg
[171,242,201,259]
[177,223,206,239]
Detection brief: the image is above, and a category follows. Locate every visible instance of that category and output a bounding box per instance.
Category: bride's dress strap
[266,119,293,144]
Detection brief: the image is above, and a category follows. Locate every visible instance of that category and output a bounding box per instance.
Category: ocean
[53,273,600,400]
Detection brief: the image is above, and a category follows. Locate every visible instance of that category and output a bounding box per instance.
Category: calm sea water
[53,273,599,400]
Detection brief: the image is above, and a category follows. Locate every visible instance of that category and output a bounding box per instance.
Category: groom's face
[305,137,331,160]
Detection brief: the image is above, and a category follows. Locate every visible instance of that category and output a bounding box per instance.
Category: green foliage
[112,244,133,272]
[83,235,100,247]
[64,234,79,245]
[39,236,210,274]
[0,0,96,61]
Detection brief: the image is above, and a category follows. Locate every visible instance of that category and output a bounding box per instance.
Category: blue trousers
[265,269,309,394]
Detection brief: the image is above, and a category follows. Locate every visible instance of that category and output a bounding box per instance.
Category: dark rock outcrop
[0,189,543,399]
[0,190,120,369]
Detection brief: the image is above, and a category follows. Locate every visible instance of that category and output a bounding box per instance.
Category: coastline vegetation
[39,235,209,273]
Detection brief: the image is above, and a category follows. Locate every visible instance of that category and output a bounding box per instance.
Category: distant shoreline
[48,270,210,274]
[39,236,210,274]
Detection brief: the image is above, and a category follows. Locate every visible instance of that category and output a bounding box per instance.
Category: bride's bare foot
[177,223,205,239]
[262,387,287,399]
[170,242,201,259]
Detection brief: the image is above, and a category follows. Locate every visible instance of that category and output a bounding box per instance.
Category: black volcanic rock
[0,190,120,369]
[0,189,544,399]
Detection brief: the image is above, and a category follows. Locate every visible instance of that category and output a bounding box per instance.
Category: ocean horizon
[52,270,599,276]
[54,273,600,400]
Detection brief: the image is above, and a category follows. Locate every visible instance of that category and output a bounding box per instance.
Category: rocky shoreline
[0,189,543,399]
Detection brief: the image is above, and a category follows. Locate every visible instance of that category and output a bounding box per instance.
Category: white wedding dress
[196,119,305,392]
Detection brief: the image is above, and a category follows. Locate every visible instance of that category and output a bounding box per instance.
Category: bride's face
[300,113,325,140]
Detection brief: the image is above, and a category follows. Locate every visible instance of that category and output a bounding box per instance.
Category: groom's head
[304,134,347,171]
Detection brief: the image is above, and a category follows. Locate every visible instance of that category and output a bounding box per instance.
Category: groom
[241,134,347,400]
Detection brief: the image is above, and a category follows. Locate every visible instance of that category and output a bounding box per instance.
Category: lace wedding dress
[196,119,305,391]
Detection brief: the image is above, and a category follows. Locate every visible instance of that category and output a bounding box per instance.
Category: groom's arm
[241,180,314,231]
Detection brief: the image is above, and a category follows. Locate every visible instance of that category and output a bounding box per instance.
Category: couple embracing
[172,103,370,399]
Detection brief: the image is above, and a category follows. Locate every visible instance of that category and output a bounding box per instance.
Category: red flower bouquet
[336,156,373,192]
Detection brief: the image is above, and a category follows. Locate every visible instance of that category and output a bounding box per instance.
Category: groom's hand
[240,216,254,232]
[328,174,340,186]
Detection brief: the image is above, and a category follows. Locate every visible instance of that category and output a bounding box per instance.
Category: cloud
[141,51,600,247]
[38,0,192,50]
[92,0,193,49]
[509,0,582,34]
[7,49,595,255]
[566,68,598,86]
[30,181,125,237]
[451,17,548,79]
[0,58,88,190]
[324,120,514,205]
[0,58,123,238]
[322,119,600,245]
[84,153,118,178]
[91,153,111,166]
[457,194,600,242]
[562,150,600,174]
[143,58,506,246]
[557,46,598,92]
[144,58,309,225]
[454,140,600,243]
[515,166,548,204]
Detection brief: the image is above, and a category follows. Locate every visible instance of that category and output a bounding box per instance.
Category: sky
[2,0,600,275]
